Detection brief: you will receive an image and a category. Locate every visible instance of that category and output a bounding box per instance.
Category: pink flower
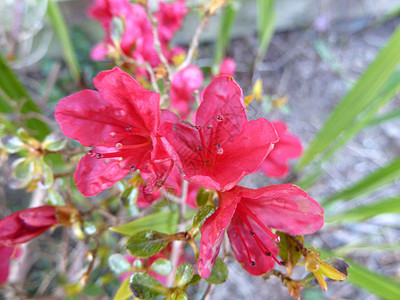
[161,76,278,191]
[0,246,22,285]
[137,167,199,208]
[55,67,173,196]
[170,65,204,118]
[156,0,188,45]
[218,58,236,76]
[198,184,324,277]
[259,121,302,178]
[0,206,58,246]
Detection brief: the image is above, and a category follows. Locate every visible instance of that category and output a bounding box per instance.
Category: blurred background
[1,0,400,299]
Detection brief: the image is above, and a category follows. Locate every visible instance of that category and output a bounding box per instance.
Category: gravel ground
[201,16,400,300]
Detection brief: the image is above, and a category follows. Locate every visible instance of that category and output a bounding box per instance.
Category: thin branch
[175,10,212,73]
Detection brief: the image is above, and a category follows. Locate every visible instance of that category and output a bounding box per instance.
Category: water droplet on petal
[96,153,102,159]
[116,143,123,149]
[275,236,281,243]
[110,132,116,138]
[217,147,224,155]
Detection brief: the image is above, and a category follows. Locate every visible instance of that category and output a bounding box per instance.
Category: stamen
[232,219,254,266]
[110,132,116,138]
[115,142,152,150]
[96,153,102,159]
[239,203,280,242]
[217,115,223,121]
[126,126,131,131]
[87,150,94,156]
[195,125,201,130]
[207,124,213,129]
[130,166,135,171]
[197,146,203,151]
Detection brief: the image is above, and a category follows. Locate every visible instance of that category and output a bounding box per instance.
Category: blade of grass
[326,195,400,222]
[256,0,276,63]
[296,25,400,171]
[47,0,81,82]
[323,156,400,204]
[212,1,239,69]
[334,243,400,256]
[297,69,400,189]
[367,106,400,127]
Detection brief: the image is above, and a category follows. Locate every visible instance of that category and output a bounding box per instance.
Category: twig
[144,3,173,84]
[176,10,212,73]
[201,281,215,300]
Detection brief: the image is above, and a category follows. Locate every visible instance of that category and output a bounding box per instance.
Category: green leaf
[47,187,65,205]
[0,54,50,139]
[168,290,188,300]
[39,160,54,188]
[368,106,400,127]
[334,243,400,257]
[111,210,179,235]
[256,0,276,63]
[297,24,400,171]
[1,135,24,153]
[186,274,201,286]
[277,232,303,271]
[129,272,168,299]
[191,205,215,235]
[109,254,132,274]
[13,158,34,180]
[42,133,67,152]
[323,156,400,204]
[175,263,194,287]
[47,0,81,82]
[113,277,132,300]
[205,258,228,285]
[213,1,239,68]
[327,195,400,222]
[195,187,211,207]
[150,258,173,276]
[126,230,169,257]
[120,185,138,207]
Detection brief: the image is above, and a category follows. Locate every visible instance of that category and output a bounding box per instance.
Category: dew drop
[126,125,131,132]
[250,231,255,236]
[207,124,213,129]
[274,236,281,243]
[217,115,223,121]
[96,153,102,159]
[110,132,116,138]
[116,143,123,149]
[216,147,224,155]
[251,261,256,266]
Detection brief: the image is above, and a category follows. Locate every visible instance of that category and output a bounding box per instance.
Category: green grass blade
[296,25,400,171]
[368,106,400,127]
[212,1,238,68]
[256,0,276,62]
[47,0,81,82]
[110,211,179,235]
[323,156,400,204]
[334,243,400,256]
[327,195,400,222]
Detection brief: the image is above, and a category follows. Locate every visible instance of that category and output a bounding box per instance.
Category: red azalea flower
[55,67,173,196]
[197,184,324,277]
[258,121,303,178]
[0,206,58,246]
[137,167,199,208]
[170,65,204,118]
[161,76,278,191]
[218,58,236,76]
[0,245,22,285]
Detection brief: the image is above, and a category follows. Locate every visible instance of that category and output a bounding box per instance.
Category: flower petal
[197,189,241,277]
[241,184,324,235]
[74,149,130,197]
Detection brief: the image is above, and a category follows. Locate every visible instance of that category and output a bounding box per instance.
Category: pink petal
[219,58,236,76]
[197,189,241,277]
[241,184,324,235]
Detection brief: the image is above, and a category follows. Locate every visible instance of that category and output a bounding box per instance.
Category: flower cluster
[54,67,324,280]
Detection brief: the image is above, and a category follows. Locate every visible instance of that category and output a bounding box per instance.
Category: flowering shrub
[0,0,361,299]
